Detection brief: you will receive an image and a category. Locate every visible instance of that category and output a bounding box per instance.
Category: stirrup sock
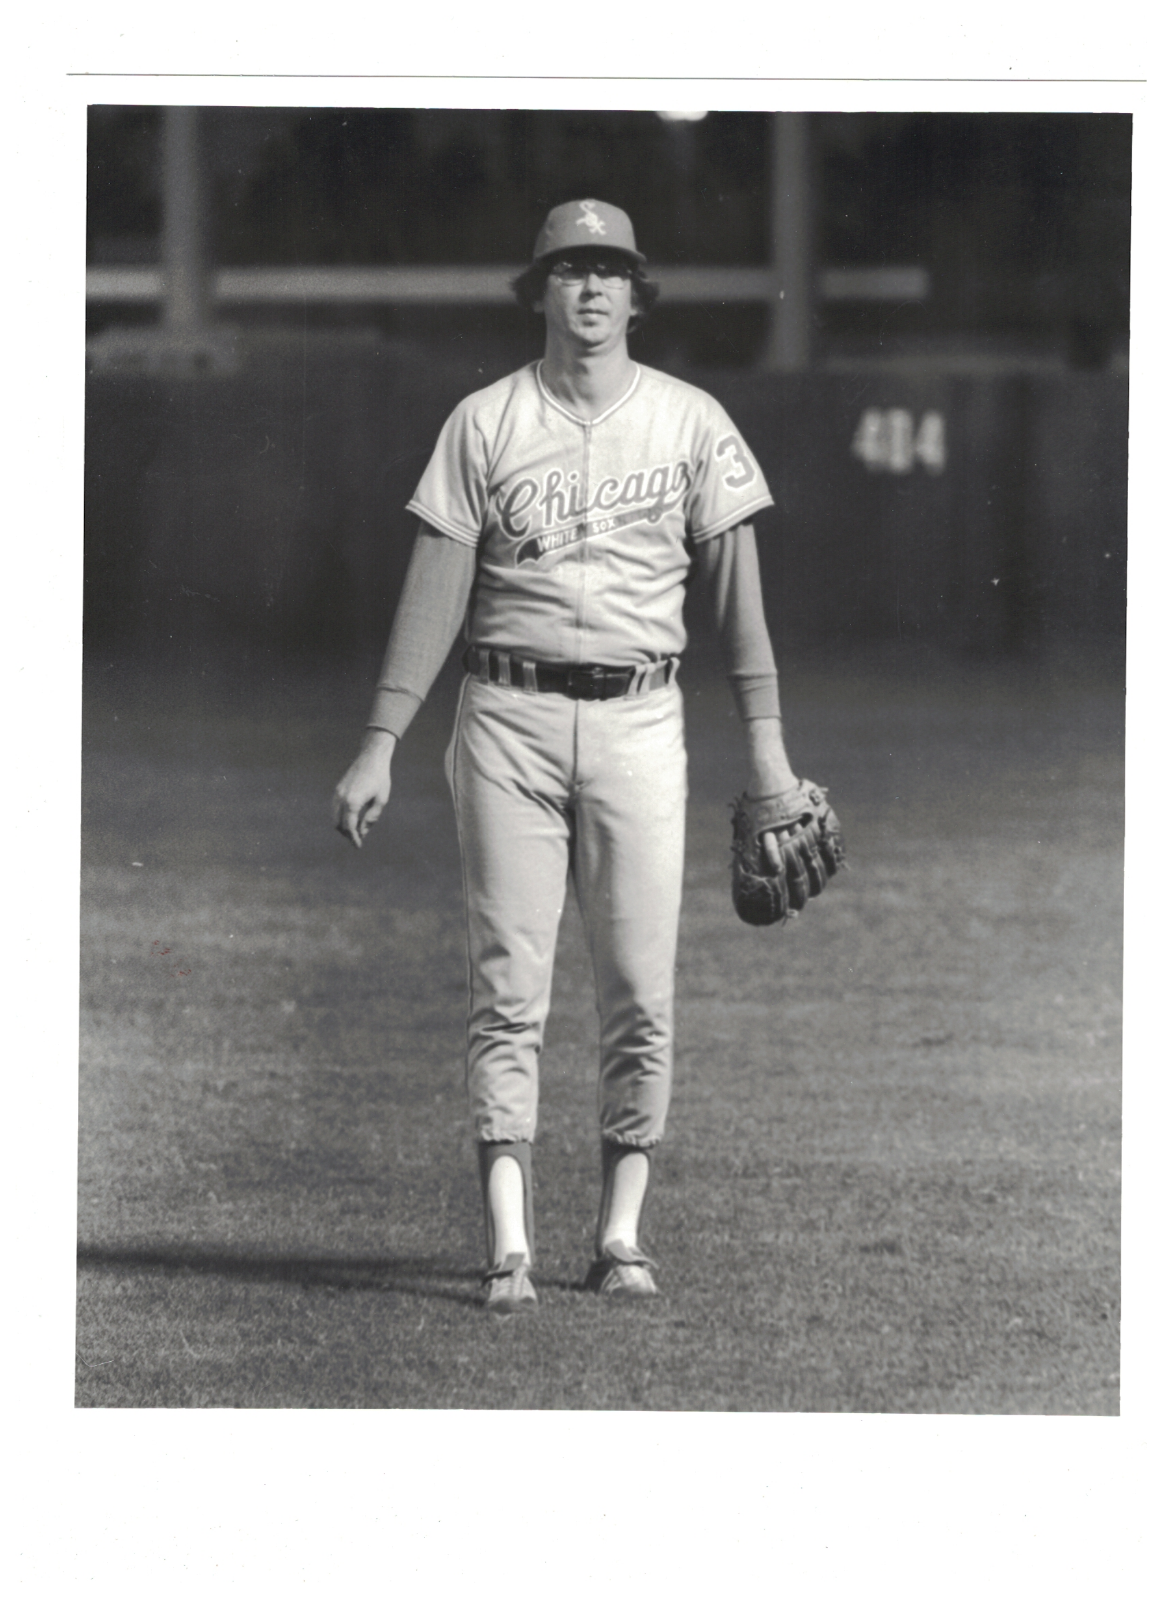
[595,1139,651,1256]
[477,1139,535,1267]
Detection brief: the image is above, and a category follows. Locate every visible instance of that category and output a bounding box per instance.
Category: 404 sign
[851,408,946,475]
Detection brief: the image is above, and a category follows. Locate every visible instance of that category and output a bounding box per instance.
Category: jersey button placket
[575,422,592,662]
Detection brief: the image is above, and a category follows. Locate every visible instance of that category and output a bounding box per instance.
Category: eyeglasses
[548,257,634,285]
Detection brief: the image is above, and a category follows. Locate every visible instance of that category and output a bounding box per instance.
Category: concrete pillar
[88,105,237,372]
[763,112,813,371]
[162,106,210,334]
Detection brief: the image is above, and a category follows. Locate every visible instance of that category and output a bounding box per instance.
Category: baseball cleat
[584,1240,659,1297]
[482,1253,539,1315]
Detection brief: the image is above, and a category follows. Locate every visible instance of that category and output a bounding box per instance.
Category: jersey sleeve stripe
[405,501,481,547]
[689,494,776,542]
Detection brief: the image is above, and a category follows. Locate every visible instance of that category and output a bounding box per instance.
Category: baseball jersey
[406,361,773,666]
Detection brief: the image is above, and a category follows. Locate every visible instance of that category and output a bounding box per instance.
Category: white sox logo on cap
[532,199,646,264]
[577,201,607,236]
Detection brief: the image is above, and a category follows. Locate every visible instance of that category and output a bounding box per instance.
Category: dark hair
[510,257,661,332]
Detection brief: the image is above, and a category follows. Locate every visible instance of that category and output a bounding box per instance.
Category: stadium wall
[83,344,1127,663]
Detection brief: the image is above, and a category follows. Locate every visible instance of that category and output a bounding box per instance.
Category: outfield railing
[86,264,931,308]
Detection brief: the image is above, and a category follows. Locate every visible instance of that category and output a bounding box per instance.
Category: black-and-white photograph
[75,103,1129,1414]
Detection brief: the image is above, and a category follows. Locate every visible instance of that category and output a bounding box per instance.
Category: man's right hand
[332,729,398,849]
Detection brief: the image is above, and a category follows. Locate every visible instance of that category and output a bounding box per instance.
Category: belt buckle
[567,664,606,700]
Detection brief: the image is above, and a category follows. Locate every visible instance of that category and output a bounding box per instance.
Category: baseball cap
[532,199,646,265]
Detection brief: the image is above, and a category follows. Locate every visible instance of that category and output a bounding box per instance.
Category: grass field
[76,644,1122,1411]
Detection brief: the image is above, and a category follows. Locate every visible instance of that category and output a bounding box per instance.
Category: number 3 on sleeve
[715,433,758,490]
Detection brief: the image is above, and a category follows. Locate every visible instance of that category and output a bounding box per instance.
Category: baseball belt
[463,646,678,702]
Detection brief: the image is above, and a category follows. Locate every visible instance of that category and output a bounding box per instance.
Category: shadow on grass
[76,1242,502,1306]
[78,1243,590,1304]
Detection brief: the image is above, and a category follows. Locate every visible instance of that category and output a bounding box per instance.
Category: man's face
[535,250,637,354]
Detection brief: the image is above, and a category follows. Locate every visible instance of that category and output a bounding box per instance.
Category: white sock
[599,1149,650,1255]
[488,1156,530,1265]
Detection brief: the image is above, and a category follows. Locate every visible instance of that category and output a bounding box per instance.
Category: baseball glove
[730,780,845,926]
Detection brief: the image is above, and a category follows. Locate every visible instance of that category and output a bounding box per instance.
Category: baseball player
[334,199,804,1314]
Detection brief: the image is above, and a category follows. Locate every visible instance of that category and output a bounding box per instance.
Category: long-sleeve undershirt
[366,521,781,740]
[695,521,783,724]
[366,526,477,737]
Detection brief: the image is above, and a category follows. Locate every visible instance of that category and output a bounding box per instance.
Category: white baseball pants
[446,674,687,1147]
